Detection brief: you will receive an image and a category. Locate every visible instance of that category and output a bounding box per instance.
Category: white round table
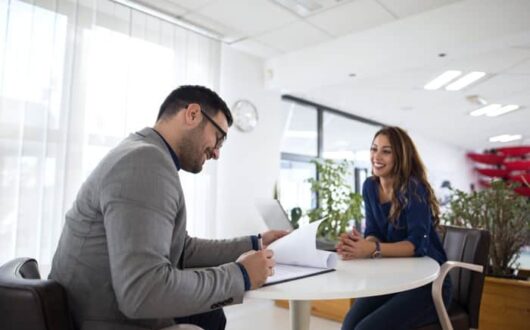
[245,256,440,330]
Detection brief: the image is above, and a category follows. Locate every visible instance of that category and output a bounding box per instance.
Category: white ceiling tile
[184,12,244,41]
[195,0,298,36]
[467,73,530,101]
[376,0,462,18]
[256,21,331,53]
[165,0,215,11]
[230,38,283,59]
[135,0,187,16]
[433,48,530,75]
[505,57,530,74]
[306,0,395,37]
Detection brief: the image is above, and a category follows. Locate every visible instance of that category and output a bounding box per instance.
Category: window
[0,0,220,270]
[281,102,318,157]
[279,95,383,219]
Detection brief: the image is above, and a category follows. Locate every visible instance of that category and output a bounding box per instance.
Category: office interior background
[1,0,529,328]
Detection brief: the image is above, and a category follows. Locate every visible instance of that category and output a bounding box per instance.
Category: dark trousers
[342,278,452,330]
[174,309,226,330]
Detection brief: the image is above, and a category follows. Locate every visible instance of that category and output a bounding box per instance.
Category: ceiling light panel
[489,134,522,143]
[486,104,520,117]
[423,70,461,90]
[445,71,486,91]
[469,104,501,117]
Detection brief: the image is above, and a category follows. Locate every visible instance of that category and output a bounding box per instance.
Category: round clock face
[233,100,258,132]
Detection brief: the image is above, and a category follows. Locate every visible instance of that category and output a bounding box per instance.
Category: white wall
[215,46,476,238]
[411,132,476,194]
[216,45,285,238]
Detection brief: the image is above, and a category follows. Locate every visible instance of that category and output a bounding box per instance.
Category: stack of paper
[265,219,337,286]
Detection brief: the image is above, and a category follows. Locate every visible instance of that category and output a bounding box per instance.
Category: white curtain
[0,0,221,271]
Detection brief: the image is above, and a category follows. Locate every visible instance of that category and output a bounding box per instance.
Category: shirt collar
[151,128,181,171]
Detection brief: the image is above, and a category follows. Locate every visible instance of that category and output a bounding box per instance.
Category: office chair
[0,258,203,330]
[0,257,73,330]
[417,226,490,330]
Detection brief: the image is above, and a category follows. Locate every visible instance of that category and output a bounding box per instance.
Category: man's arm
[181,236,254,268]
[101,146,246,319]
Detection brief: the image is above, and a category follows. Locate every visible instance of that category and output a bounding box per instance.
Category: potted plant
[306,159,363,246]
[442,180,530,330]
[442,180,530,276]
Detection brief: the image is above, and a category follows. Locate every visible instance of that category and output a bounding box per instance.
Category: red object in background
[509,173,530,183]
[468,146,530,195]
[467,153,506,165]
[495,146,530,157]
[504,160,530,171]
[514,186,530,197]
[475,168,509,177]
[478,179,492,188]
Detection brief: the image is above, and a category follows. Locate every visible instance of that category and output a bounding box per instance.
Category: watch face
[233,100,258,132]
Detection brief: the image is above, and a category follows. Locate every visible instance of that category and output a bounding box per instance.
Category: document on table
[264,219,337,286]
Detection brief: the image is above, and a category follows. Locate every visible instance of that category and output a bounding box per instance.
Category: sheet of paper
[267,219,337,268]
[265,219,337,285]
[264,264,334,286]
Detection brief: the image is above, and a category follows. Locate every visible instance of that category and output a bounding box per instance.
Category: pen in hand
[257,233,263,250]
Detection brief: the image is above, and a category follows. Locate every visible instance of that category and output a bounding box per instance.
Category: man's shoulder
[92,132,177,187]
[110,131,171,168]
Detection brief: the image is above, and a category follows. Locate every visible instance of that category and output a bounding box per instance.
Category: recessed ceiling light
[424,70,461,90]
[445,71,486,91]
[489,134,522,143]
[486,104,520,117]
[470,104,501,117]
[272,0,323,17]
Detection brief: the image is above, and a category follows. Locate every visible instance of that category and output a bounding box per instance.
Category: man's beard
[179,127,205,174]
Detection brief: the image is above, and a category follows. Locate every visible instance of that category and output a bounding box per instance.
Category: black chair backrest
[0,258,73,330]
[441,226,490,329]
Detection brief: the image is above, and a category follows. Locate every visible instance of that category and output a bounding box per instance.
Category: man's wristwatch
[371,241,382,259]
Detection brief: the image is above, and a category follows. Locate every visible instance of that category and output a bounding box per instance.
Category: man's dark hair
[157,85,233,126]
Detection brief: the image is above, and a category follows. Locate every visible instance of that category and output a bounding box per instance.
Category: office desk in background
[245,256,440,330]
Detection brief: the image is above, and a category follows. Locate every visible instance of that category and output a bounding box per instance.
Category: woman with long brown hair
[337,126,451,329]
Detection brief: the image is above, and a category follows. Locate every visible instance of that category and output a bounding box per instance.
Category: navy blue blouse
[362,177,447,265]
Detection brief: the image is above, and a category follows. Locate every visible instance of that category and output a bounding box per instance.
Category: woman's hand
[336,229,376,260]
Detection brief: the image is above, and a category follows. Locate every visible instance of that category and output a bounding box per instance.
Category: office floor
[225,298,341,330]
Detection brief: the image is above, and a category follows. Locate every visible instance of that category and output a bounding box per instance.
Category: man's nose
[212,149,220,160]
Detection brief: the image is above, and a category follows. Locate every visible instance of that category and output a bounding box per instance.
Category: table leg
[288,300,311,330]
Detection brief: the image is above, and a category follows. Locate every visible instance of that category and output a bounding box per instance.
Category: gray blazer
[50,127,252,330]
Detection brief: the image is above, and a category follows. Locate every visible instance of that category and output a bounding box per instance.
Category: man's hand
[236,249,275,289]
[336,229,376,260]
[260,230,289,247]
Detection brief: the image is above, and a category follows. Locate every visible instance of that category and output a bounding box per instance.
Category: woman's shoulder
[405,177,429,201]
[362,176,377,192]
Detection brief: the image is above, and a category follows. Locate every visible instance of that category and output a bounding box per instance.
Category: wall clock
[233,99,258,132]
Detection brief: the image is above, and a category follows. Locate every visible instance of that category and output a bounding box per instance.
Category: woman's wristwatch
[371,241,382,259]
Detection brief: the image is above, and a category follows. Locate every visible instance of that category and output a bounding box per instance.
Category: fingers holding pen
[237,249,275,289]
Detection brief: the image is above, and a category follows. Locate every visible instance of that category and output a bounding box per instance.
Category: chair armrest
[432,261,484,330]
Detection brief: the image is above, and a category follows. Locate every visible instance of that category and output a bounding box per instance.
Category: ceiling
[136,0,530,151]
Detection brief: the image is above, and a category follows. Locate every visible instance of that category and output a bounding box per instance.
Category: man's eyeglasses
[200,108,227,149]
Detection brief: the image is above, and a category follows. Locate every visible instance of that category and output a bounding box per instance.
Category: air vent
[271,0,354,17]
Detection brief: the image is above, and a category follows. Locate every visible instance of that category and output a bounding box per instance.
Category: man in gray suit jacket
[49,86,285,330]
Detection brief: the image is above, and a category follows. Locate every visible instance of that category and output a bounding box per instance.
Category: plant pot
[316,237,337,251]
[479,276,530,330]
[486,265,529,280]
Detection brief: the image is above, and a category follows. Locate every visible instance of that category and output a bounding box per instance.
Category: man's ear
[184,103,201,126]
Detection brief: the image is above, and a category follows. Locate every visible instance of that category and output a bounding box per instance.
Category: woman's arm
[338,232,415,259]
[379,240,415,257]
